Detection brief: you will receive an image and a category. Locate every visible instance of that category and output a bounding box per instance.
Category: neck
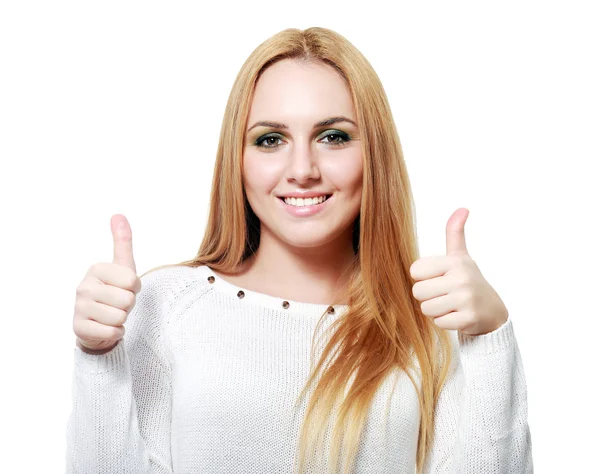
[237,227,356,305]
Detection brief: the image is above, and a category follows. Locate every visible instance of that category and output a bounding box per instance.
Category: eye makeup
[253,129,352,150]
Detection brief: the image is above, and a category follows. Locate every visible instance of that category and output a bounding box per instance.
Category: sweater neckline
[195,264,349,315]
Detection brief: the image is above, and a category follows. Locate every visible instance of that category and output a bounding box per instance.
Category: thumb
[446,207,470,256]
[111,214,137,273]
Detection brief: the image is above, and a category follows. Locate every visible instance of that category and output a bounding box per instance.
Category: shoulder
[137,264,209,313]
[124,264,213,341]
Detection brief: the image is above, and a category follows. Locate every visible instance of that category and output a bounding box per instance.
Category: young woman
[67,27,533,473]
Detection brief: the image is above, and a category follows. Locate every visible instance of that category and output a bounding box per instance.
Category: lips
[277,192,332,217]
[277,192,334,199]
[278,194,332,203]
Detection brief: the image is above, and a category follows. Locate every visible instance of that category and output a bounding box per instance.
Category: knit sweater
[65,264,533,473]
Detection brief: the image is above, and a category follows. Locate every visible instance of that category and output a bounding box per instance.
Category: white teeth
[283,195,329,207]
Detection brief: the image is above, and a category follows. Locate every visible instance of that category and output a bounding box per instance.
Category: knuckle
[466,311,477,327]
[128,273,139,290]
[76,280,92,298]
[124,291,136,310]
[89,262,102,276]
[462,290,475,307]
[409,262,418,279]
[456,274,470,288]
[73,297,88,318]
[112,325,124,339]
[72,318,82,336]
[121,269,137,290]
[115,308,128,326]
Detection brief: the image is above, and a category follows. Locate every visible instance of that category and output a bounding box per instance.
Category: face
[243,59,363,252]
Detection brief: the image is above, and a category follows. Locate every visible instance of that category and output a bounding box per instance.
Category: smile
[279,195,332,207]
[277,194,333,217]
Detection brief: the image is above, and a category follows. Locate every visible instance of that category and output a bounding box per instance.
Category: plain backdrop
[1,1,598,472]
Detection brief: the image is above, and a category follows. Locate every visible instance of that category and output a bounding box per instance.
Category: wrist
[461,312,509,337]
[76,338,119,355]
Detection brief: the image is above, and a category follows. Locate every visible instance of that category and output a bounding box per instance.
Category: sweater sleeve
[422,317,534,473]
[65,270,175,473]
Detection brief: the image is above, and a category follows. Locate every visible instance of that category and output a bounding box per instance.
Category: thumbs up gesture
[409,208,509,336]
[73,215,142,354]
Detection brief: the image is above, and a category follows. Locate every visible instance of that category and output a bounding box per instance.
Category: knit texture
[66,264,533,473]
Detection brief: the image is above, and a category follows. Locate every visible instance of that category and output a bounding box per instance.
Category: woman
[67,27,533,473]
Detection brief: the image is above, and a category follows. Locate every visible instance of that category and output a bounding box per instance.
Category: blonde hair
[142,27,453,474]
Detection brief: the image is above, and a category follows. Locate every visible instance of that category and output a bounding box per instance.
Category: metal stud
[207,273,335,311]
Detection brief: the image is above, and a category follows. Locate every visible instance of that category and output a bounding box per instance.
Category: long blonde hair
[142,27,453,474]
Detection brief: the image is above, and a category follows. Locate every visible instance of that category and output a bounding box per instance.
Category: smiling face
[243,58,363,253]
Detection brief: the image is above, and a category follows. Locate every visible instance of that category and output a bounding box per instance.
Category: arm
[423,317,533,473]
[65,271,174,473]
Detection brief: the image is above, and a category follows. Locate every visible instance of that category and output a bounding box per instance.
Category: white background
[1,1,598,472]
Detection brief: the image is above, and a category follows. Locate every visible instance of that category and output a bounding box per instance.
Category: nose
[284,139,321,184]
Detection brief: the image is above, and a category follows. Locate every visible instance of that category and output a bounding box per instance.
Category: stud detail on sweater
[207,272,337,311]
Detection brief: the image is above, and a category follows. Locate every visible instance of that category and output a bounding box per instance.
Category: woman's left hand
[409,208,509,336]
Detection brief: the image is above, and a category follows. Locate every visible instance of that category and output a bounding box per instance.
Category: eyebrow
[246,116,357,133]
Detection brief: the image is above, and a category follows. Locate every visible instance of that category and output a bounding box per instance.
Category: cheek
[349,158,363,189]
[324,151,363,191]
[242,152,282,195]
[347,151,363,189]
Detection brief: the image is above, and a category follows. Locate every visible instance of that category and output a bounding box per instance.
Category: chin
[278,229,343,249]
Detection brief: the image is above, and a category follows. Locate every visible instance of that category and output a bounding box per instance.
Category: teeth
[283,195,329,207]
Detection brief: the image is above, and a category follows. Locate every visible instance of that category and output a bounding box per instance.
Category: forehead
[248,59,355,122]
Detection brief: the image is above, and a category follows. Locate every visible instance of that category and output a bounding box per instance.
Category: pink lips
[278,194,332,217]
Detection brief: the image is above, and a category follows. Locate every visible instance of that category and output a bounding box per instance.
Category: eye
[254,133,284,149]
[254,130,351,150]
[320,131,351,147]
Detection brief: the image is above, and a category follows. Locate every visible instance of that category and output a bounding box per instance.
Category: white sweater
[66,264,533,473]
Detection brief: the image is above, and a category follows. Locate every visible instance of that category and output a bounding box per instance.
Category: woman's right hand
[73,214,142,355]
